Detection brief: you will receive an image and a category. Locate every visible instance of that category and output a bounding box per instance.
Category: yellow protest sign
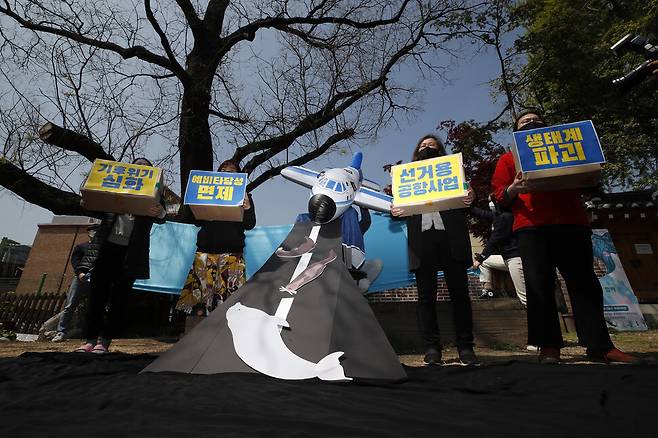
[81,159,163,215]
[391,153,468,215]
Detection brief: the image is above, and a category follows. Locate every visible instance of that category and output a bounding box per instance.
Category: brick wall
[16,225,90,294]
[367,271,517,303]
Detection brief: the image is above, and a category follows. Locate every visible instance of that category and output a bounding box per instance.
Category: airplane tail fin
[315,351,352,381]
[350,152,363,170]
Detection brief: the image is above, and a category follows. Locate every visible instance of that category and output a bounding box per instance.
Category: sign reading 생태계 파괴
[391,153,468,215]
[81,159,162,216]
[184,170,247,221]
[512,120,606,191]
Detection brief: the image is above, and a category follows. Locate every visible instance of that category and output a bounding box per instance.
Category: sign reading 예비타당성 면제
[512,120,606,191]
[390,152,468,216]
[81,159,163,216]
[184,170,247,221]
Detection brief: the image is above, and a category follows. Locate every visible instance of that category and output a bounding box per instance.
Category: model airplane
[280,152,392,224]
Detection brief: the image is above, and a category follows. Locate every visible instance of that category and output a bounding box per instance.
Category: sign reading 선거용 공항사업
[391,153,468,215]
[184,170,247,221]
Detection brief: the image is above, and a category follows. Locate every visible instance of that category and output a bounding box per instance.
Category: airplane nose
[308,194,336,224]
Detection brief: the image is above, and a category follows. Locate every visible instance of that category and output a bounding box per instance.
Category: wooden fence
[0,291,66,334]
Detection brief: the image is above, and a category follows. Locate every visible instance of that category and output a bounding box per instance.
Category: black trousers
[517,226,613,350]
[85,242,135,342]
[414,229,474,349]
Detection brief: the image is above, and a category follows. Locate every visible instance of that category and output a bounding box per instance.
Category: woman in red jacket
[491,110,638,364]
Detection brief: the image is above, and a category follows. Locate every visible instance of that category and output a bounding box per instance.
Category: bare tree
[0,0,480,219]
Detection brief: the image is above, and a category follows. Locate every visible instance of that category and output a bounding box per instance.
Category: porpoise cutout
[275,237,316,258]
[226,302,351,381]
[279,249,336,295]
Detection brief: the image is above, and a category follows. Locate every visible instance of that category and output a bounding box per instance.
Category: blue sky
[0,45,509,246]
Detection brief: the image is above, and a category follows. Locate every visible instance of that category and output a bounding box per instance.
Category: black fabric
[195,194,256,253]
[471,208,519,260]
[145,220,406,382]
[517,226,614,350]
[402,209,472,271]
[70,242,89,275]
[1,352,656,437]
[85,242,136,342]
[415,230,474,349]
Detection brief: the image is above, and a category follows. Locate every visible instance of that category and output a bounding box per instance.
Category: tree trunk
[176,52,216,221]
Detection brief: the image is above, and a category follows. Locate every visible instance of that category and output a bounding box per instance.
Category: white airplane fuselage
[308,167,361,224]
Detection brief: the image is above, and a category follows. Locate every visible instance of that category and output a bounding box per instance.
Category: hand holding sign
[507,172,531,197]
[463,184,475,206]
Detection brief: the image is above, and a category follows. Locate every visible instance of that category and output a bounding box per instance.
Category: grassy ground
[1,330,657,366]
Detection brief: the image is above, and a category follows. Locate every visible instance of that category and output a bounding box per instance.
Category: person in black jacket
[52,226,97,342]
[75,157,167,353]
[390,135,477,366]
[470,197,527,306]
[175,159,256,315]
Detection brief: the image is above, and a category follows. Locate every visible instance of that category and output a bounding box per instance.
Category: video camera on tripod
[610,33,658,89]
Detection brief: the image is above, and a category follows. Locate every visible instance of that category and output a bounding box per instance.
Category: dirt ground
[2,330,657,366]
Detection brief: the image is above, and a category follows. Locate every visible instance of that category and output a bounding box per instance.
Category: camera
[610,33,658,89]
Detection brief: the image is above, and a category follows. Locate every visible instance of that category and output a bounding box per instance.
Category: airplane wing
[354,186,392,213]
[280,166,319,189]
[361,178,381,191]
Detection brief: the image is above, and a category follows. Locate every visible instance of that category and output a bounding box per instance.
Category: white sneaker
[526,345,538,352]
[51,332,65,342]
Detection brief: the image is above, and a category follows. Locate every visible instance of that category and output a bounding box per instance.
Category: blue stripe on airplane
[359,187,392,202]
[289,167,319,178]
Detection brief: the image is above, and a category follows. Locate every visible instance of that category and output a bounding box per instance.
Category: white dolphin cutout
[226,302,352,382]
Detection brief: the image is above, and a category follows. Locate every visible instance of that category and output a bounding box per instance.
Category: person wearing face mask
[175,159,256,316]
[491,109,639,364]
[75,157,167,353]
[470,196,526,306]
[391,135,478,366]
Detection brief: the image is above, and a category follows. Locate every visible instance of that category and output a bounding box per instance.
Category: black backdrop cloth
[144,220,406,382]
[0,352,656,437]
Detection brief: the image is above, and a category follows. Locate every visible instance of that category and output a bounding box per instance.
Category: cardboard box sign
[512,120,606,191]
[391,153,468,216]
[81,159,163,216]
[184,170,247,221]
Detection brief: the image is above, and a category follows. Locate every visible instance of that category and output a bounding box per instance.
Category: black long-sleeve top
[195,194,256,254]
[470,206,519,261]
[71,242,89,275]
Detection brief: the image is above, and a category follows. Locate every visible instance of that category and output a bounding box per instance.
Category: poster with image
[593,229,648,331]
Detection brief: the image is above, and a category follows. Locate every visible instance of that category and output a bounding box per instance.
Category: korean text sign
[391,153,466,204]
[184,170,247,206]
[83,159,161,196]
[513,120,605,172]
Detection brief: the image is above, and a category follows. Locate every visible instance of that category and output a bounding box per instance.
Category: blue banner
[513,120,605,172]
[183,170,247,206]
[592,229,647,331]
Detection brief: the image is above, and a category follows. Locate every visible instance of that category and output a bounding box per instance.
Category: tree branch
[0,2,177,73]
[144,0,189,83]
[208,108,248,124]
[236,15,430,173]
[174,0,203,34]
[246,128,354,191]
[0,158,86,215]
[215,0,412,64]
[38,122,114,162]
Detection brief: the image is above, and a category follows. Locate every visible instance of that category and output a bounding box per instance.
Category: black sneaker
[458,347,479,366]
[478,289,495,299]
[423,346,442,366]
